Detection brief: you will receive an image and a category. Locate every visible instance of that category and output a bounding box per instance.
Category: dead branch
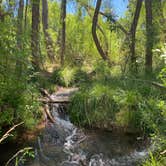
[44,104,55,123]
[0,122,24,143]
[5,147,33,166]
[124,77,166,90]
[40,88,54,102]
[160,149,166,155]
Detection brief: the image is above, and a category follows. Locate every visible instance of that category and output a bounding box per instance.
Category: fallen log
[38,97,70,104]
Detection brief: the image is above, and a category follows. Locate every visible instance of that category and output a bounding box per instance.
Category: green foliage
[142,151,166,166]
[69,65,166,134]
[0,15,41,136]
[51,66,89,87]
[69,83,119,127]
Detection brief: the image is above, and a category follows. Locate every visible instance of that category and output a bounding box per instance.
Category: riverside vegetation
[0,0,166,165]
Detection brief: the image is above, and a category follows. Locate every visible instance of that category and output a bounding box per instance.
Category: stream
[24,90,150,166]
[0,90,150,166]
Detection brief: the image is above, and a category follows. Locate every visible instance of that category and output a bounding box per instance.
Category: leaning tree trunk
[145,0,153,74]
[31,0,40,70]
[60,0,66,66]
[85,5,109,58]
[42,0,55,62]
[129,0,143,72]
[92,0,110,64]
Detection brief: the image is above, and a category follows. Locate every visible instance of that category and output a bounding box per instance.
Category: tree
[31,0,40,70]
[84,5,109,58]
[24,0,28,31]
[129,0,143,72]
[17,0,24,50]
[16,0,24,76]
[42,0,55,62]
[60,0,66,66]
[145,0,153,74]
[92,0,110,64]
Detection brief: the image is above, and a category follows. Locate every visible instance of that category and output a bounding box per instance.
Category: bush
[0,78,41,133]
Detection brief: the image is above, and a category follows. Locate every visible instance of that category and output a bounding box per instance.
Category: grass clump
[69,62,166,135]
[69,84,119,128]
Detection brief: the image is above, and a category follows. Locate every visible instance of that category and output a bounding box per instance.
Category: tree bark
[42,0,55,62]
[92,0,110,63]
[17,0,24,49]
[145,0,153,74]
[129,0,143,72]
[85,5,109,57]
[24,0,28,31]
[60,0,66,66]
[31,0,40,70]
[16,0,24,76]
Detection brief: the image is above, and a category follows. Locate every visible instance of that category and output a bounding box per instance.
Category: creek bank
[24,88,151,166]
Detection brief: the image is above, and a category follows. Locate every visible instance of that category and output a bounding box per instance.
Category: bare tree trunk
[92,0,110,64]
[17,0,24,50]
[145,0,153,74]
[24,0,28,31]
[42,0,55,62]
[16,0,24,77]
[129,0,143,72]
[60,0,66,66]
[31,0,40,70]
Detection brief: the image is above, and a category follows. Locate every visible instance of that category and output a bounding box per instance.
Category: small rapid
[26,91,150,166]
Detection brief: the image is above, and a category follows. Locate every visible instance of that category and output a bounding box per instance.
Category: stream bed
[0,90,150,166]
[25,100,150,166]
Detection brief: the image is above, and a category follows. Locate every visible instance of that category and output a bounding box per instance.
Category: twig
[0,122,24,143]
[40,88,54,102]
[44,104,55,123]
[160,149,166,155]
[124,77,166,90]
[5,147,33,166]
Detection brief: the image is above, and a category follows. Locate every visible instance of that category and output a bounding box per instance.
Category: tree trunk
[60,0,66,66]
[31,0,40,70]
[85,5,109,58]
[24,0,28,31]
[17,0,24,49]
[42,0,55,62]
[16,0,24,76]
[92,0,110,64]
[129,0,143,72]
[145,0,153,74]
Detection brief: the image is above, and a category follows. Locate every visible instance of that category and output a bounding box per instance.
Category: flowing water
[0,90,150,166]
[24,94,150,166]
